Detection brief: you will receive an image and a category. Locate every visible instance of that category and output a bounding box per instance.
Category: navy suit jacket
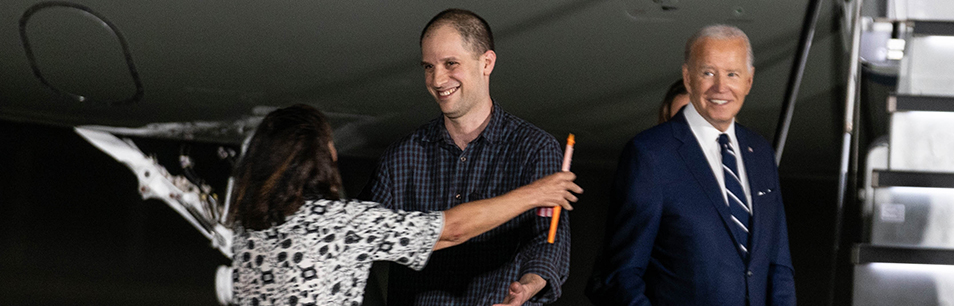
[587,110,796,305]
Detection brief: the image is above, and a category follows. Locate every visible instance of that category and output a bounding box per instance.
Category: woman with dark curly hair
[658,79,690,124]
[228,104,581,306]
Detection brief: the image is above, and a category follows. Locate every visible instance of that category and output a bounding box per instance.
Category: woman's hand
[508,172,583,211]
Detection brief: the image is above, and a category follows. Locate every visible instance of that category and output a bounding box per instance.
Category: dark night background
[0,0,910,304]
[0,117,853,305]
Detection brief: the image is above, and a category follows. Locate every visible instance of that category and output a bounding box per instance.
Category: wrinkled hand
[510,172,583,211]
[493,273,547,306]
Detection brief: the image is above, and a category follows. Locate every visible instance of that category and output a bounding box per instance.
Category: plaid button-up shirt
[366,103,570,305]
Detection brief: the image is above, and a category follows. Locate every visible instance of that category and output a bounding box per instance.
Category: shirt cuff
[521,261,564,303]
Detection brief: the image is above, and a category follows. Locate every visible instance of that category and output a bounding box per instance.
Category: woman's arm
[434,171,582,250]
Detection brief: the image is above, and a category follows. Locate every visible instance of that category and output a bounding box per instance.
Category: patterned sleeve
[342,201,444,271]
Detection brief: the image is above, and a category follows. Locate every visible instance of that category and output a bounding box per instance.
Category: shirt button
[460,156,466,162]
[746,270,753,277]
[455,194,462,200]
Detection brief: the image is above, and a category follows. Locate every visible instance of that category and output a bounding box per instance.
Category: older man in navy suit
[586,24,796,305]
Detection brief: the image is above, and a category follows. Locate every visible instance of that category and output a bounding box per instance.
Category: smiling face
[682,37,753,132]
[420,24,495,120]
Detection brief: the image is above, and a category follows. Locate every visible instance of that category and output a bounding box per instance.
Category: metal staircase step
[853,244,954,265]
[889,94,954,112]
[914,21,954,36]
[872,170,954,188]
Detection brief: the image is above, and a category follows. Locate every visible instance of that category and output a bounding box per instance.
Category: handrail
[773,0,826,164]
[830,0,864,305]
[19,1,144,105]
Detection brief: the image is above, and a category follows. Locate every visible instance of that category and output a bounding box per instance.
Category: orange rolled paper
[548,133,574,244]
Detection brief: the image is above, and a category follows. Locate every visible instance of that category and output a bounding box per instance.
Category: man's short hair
[420,8,494,57]
[684,24,754,69]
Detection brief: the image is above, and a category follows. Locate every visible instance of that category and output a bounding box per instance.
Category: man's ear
[482,50,496,76]
[743,66,755,95]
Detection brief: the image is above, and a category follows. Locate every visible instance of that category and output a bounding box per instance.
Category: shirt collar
[420,101,505,145]
[684,101,737,144]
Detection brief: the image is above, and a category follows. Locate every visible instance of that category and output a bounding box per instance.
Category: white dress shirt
[683,103,753,211]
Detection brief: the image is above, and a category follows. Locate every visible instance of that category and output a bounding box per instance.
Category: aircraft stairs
[849,0,954,304]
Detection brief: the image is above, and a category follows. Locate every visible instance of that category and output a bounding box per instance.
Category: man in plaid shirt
[364,8,570,306]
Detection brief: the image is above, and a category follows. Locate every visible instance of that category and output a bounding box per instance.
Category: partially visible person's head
[682,24,754,132]
[658,79,690,124]
[420,9,497,119]
[228,104,342,230]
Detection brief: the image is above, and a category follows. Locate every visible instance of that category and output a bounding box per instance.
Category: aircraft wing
[74,126,234,259]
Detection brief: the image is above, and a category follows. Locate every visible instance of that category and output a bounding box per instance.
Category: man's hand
[493,273,547,306]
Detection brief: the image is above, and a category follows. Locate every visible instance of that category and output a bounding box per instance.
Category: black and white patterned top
[231,199,443,306]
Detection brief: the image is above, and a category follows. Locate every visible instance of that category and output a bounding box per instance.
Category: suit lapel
[670,114,747,259]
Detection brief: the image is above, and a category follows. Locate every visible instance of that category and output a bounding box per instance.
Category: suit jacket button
[746,270,753,277]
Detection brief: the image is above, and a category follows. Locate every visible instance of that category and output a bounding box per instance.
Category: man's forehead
[691,37,745,53]
[689,39,749,64]
[421,44,482,63]
[423,29,462,49]
[422,24,461,44]
[695,62,745,70]
[422,24,485,59]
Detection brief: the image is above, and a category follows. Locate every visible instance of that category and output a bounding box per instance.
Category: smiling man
[586,24,796,305]
[364,8,570,306]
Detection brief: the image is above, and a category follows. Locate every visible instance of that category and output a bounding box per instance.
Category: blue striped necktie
[718,133,751,255]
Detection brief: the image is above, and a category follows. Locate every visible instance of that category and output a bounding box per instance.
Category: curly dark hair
[228,104,342,230]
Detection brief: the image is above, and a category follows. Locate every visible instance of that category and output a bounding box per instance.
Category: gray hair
[684,24,754,69]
